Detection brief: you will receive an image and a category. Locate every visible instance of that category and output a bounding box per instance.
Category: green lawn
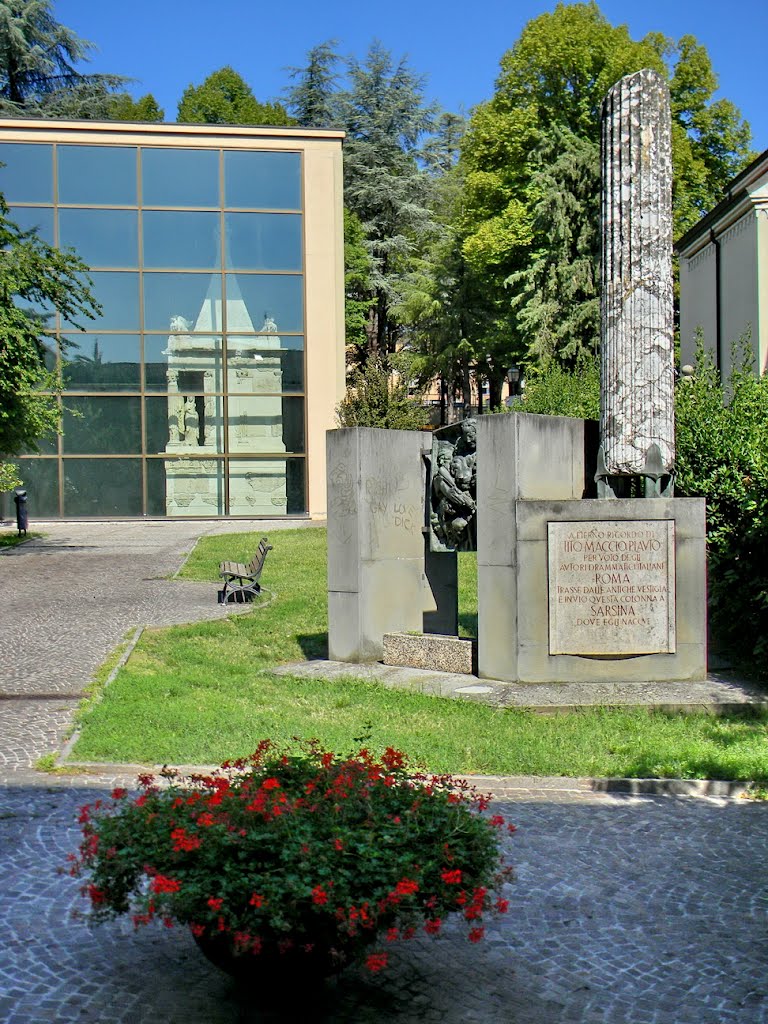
[68,528,768,781]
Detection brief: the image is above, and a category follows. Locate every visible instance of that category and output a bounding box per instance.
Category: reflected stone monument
[163,276,287,515]
[326,68,707,684]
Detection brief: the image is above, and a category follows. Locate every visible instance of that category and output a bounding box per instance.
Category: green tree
[343,208,375,354]
[284,40,341,128]
[0,194,98,489]
[177,67,293,125]
[0,0,124,114]
[339,42,439,359]
[108,91,164,122]
[458,2,753,370]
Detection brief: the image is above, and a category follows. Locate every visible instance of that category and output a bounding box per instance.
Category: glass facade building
[0,121,345,518]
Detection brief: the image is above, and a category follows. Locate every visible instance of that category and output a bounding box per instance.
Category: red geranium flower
[365,952,388,973]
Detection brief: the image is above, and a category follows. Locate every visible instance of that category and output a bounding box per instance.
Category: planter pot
[192,928,356,990]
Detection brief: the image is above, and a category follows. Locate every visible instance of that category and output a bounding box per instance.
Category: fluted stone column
[599,69,675,496]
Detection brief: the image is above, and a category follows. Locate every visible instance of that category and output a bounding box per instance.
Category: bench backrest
[247,538,273,578]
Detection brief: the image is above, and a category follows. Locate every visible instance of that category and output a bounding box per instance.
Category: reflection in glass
[63,459,142,515]
[226,396,304,453]
[0,143,53,203]
[63,272,139,331]
[8,206,54,244]
[144,335,222,391]
[143,211,221,269]
[63,397,141,454]
[145,395,224,456]
[225,274,303,333]
[143,272,221,332]
[62,335,140,391]
[142,148,219,207]
[58,146,137,205]
[58,209,138,268]
[13,458,59,515]
[224,213,302,270]
[149,457,224,516]
[228,458,305,514]
[224,151,301,210]
[226,336,303,392]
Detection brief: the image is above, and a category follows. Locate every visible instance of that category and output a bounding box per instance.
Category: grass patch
[0,530,42,549]
[70,528,768,781]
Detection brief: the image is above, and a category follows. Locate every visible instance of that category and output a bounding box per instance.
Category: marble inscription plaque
[548,520,675,655]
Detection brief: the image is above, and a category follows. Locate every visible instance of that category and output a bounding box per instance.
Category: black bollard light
[13,488,28,536]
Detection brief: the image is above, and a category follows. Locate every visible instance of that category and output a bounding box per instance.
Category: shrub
[675,340,768,669]
[514,356,599,419]
[336,357,430,430]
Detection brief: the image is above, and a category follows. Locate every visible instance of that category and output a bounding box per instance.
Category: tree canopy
[177,67,293,125]
[0,193,98,490]
[452,1,753,371]
[0,0,125,115]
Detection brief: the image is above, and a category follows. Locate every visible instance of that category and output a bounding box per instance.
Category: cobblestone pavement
[1,521,767,1023]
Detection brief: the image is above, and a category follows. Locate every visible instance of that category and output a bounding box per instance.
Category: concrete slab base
[271,659,768,713]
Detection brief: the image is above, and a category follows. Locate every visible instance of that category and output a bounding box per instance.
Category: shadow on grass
[297,632,329,661]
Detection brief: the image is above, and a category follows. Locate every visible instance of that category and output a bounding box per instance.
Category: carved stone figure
[170,315,193,332]
[598,68,675,498]
[428,418,478,552]
[182,396,199,445]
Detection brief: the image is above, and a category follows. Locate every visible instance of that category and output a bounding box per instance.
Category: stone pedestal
[484,498,706,683]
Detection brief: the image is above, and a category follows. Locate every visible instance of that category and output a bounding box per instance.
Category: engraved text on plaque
[548,520,675,655]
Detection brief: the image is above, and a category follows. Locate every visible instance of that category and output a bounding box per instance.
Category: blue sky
[61,0,768,153]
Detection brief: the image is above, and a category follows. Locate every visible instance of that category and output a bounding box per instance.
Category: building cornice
[675,147,768,257]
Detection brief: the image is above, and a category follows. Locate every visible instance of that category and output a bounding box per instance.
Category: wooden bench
[218,538,273,604]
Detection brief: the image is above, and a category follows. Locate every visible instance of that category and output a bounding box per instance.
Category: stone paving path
[0,521,767,1023]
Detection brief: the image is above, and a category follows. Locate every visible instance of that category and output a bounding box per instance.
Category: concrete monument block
[475,413,596,679]
[600,69,675,494]
[327,427,431,662]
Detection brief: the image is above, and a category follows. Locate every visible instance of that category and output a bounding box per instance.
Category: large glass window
[142,148,219,207]
[145,395,224,455]
[0,143,53,202]
[58,146,137,206]
[13,458,59,515]
[64,272,139,331]
[144,273,221,332]
[63,397,142,454]
[148,457,224,516]
[4,137,309,517]
[224,213,302,271]
[8,205,54,244]
[226,274,303,333]
[144,335,223,390]
[63,459,142,516]
[58,209,138,268]
[62,335,141,391]
[143,211,221,269]
[224,151,301,210]
[226,396,304,453]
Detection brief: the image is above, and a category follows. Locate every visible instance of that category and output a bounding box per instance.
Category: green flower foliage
[675,340,768,669]
[70,742,512,975]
